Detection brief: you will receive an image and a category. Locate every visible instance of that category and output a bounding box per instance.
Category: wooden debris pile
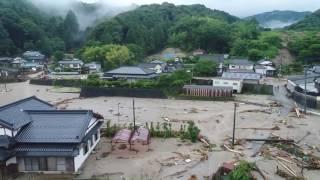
[269,101,282,107]
[239,109,272,114]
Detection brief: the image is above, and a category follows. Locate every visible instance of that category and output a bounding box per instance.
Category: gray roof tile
[222,72,261,80]
[229,59,253,65]
[0,96,55,129]
[15,110,93,143]
[105,66,155,75]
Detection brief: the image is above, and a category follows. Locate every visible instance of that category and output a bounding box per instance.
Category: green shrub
[229,161,255,180]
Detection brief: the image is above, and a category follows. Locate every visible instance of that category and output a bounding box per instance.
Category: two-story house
[0,96,103,173]
[58,59,84,71]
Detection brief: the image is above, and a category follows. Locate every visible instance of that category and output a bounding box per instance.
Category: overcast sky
[83,0,319,17]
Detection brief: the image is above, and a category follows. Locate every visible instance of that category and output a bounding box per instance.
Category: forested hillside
[0,0,290,68]
[0,0,80,56]
[88,3,239,54]
[288,9,320,30]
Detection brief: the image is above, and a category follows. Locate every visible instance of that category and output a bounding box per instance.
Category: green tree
[193,60,218,76]
[248,49,263,61]
[169,16,231,52]
[0,22,15,55]
[82,44,135,70]
[105,45,133,68]
[63,10,79,51]
[126,44,145,63]
[53,51,64,62]
[230,39,249,57]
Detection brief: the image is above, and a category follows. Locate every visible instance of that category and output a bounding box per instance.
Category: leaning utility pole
[232,103,238,147]
[132,98,136,131]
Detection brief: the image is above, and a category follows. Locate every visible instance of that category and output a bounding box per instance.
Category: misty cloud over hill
[246,10,311,29]
[28,0,138,30]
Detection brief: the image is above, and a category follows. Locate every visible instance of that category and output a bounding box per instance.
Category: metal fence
[292,90,318,109]
[80,87,167,99]
[242,83,274,95]
[29,79,82,87]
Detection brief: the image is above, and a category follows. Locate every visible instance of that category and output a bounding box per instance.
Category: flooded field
[1,82,320,179]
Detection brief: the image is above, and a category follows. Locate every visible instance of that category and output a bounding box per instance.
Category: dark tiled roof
[0,96,55,129]
[105,66,155,75]
[15,110,93,143]
[150,60,165,64]
[228,69,255,73]
[23,51,44,57]
[222,72,261,80]
[138,63,159,69]
[229,59,253,65]
[58,60,83,64]
[15,144,77,157]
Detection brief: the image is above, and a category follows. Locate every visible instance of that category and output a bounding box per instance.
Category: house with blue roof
[0,96,103,173]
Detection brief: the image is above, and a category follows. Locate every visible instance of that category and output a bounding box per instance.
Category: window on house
[94,132,98,141]
[233,83,238,86]
[223,82,228,85]
[24,158,39,171]
[88,139,92,147]
[83,143,88,155]
[56,158,66,171]
[24,158,33,171]
[39,157,47,171]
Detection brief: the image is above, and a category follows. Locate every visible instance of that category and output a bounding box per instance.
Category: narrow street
[272,83,295,116]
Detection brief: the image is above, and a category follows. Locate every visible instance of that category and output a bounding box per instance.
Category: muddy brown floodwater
[1,81,320,180]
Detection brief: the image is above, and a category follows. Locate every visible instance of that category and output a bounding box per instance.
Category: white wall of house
[229,64,254,70]
[154,64,163,74]
[74,129,101,172]
[255,68,266,76]
[0,125,13,137]
[6,157,17,166]
[212,78,243,93]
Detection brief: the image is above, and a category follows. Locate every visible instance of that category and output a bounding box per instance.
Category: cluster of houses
[0,96,103,173]
[0,51,46,71]
[0,51,48,81]
[54,60,101,75]
[183,49,277,97]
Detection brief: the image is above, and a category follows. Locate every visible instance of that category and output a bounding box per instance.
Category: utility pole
[132,98,136,131]
[1,70,8,92]
[232,103,238,147]
[304,58,308,114]
[117,103,120,122]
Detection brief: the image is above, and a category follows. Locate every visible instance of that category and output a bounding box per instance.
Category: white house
[138,63,163,74]
[212,77,243,93]
[84,62,102,73]
[255,65,276,77]
[58,59,84,71]
[257,59,274,66]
